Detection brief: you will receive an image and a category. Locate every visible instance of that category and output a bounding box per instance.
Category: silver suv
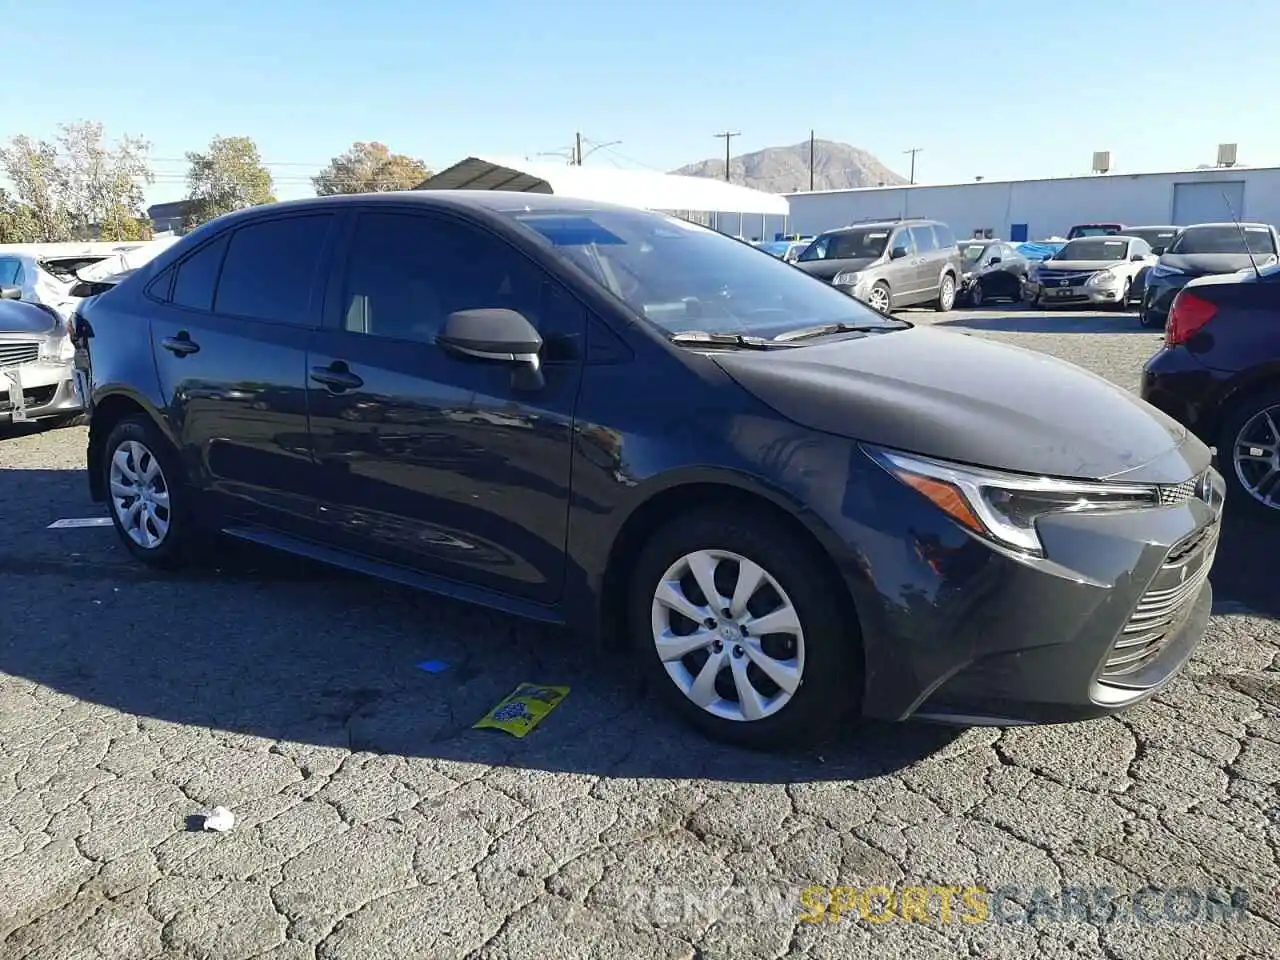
[792,218,963,313]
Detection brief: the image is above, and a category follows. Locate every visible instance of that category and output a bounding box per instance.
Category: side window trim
[210,212,340,327]
[146,232,230,308]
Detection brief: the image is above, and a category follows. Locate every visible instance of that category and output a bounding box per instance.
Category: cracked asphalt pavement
[1,307,1277,959]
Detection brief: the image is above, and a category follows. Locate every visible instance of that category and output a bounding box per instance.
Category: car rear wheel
[1220,388,1280,521]
[627,507,860,749]
[935,274,956,312]
[103,415,201,567]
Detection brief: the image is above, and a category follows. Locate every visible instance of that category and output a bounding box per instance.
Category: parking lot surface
[1,307,1277,960]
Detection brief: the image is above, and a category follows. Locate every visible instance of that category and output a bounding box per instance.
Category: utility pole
[575,132,582,166]
[714,131,740,182]
[903,147,922,185]
[809,130,815,191]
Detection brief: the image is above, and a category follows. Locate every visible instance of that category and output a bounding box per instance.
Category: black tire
[101,414,204,568]
[1218,387,1280,522]
[626,506,861,750]
[1113,279,1132,311]
[934,273,956,312]
[867,282,892,315]
[969,281,985,308]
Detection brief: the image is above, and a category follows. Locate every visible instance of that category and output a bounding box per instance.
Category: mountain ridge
[671,139,909,193]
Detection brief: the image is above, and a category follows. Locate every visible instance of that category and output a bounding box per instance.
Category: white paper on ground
[47,517,113,529]
[202,807,235,832]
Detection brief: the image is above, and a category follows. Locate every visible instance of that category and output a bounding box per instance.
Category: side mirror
[0,286,20,300]
[890,245,908,260]
[69,281,98,298]
[1151,246,1166,255]
[1130,253,1146,262]
[988,257,1002,265]
[437,308,544,390]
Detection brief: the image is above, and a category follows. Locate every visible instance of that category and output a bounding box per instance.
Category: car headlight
[39,336,76,362]
[1149,262,1183,280]
[833,271,863,286]
[865,446,1160,556]
[1087,269,1117,286]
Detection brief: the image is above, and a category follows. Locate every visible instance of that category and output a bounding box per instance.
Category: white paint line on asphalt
[47,517,113,529]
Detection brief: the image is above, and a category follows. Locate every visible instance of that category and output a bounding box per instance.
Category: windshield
[1128,228,1178,249]
[1057,238,1129,261]
[508,208,902,339]
[959,243,989,264]
[1168,225,1276,255]
[1069,225,1122,238]
[796,228,890,262]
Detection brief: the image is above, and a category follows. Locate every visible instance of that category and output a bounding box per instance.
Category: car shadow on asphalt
[930,308,1157,335]
[1,464,1271,786]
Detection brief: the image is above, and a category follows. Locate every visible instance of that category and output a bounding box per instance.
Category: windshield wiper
[669,331,791,350]
[772,320,910,342]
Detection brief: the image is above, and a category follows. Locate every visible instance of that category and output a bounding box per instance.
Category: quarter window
[213,215,333,325]
[170,235,229,311]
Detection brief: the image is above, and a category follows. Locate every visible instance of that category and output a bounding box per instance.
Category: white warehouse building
[730,165,1280,243]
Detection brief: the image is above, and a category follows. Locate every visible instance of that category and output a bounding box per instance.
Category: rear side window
[909,225,938,252]
[213,215,333,325]
[171,234,229,311]
[932,223,956,248]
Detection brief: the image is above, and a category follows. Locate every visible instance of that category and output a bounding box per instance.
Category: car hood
[1159,252,1278,276]
[0,299,61,335]
[793,257,877,280]
[1036,259,1130,272]
[712,326,1205,483]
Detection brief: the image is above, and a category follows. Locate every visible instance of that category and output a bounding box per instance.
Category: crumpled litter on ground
[202,806,235,832]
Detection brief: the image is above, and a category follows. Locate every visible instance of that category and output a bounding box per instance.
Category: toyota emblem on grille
[1059,280,1069,286]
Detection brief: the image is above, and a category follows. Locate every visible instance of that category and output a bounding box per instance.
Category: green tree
[0,121,154,242]
[183,135,276,228]
[312,141,430,195]
[0,187,42,244]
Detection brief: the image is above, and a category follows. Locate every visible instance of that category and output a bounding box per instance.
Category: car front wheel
[103,415,200,568]
[935,274,956,312]
[628,507,860,749]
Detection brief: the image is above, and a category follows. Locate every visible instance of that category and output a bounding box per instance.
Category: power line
[903,147,923,184]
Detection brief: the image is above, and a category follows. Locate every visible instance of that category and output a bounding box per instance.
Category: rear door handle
[160,332,200,356]
[310,363,363,392]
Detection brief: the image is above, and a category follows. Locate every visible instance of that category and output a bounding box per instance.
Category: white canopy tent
[415,156,790,236]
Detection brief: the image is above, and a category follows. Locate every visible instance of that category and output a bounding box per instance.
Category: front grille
[1158,475,1200,507]
[1101,524,1218,681]
[0,340,40,367]
[1036,270,1093,285]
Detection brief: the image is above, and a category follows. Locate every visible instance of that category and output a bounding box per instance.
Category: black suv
[793,218,963,314]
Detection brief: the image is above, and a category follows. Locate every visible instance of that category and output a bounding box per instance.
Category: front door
[148,212,337,532]
[885,228,919,303]
[306,208,586,605]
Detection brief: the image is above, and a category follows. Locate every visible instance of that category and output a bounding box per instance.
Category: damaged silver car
[0,292,84,427]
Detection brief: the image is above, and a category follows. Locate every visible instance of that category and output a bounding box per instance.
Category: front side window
[213,215,334,325]
[933,223,956,248]
[503,207,902,340]
[0,258,22,287]
[909,225,938,253]
[340,211,581,354]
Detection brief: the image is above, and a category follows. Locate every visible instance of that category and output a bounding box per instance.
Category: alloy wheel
[649,549,805,722]
[109,439,172,549]
[939,276,956,309]
[869,286,890,313]
[970,282,984,308]
[1233,405,1280,510]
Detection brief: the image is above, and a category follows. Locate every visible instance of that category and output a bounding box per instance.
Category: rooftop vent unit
[1216,143,1238,168]
[1091,151,1111,174]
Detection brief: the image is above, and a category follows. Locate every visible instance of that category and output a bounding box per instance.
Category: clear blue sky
[5,0,1274,205]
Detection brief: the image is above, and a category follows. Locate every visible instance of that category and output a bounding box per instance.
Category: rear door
[148,211,338,533]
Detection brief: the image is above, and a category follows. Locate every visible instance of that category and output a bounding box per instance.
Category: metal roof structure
[416,155,790,216]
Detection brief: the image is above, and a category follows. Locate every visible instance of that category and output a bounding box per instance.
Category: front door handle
[310,363,363,392]
[160,332,200,356]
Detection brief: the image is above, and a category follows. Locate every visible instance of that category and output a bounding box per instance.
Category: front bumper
[825,448,1223,726]
[1028,279,1127,306]
[0,360,83,423]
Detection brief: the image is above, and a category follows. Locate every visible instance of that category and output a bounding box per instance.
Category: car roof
[1179,221,1271,230]
[1126,225,1179,231]
[825,219,934,233]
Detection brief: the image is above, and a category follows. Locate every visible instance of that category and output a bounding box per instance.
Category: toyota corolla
[79,191,1222,749]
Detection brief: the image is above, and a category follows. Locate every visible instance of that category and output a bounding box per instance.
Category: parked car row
[68,191,1223,749]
